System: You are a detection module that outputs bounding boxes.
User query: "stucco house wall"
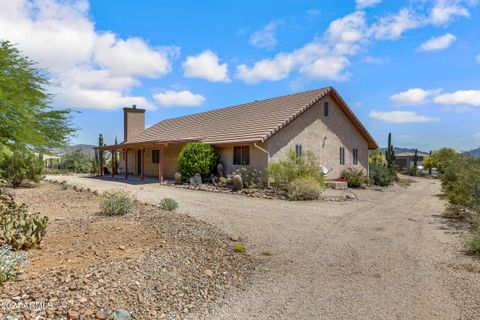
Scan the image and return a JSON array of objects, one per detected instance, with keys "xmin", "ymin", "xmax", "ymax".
[
  {"xmin": 215, "ymin": 143, "xmax": 268, "ymax": 176},
  {"xmin": 266, "ymin": 95, "xmax": 369, "ymax": 178}
]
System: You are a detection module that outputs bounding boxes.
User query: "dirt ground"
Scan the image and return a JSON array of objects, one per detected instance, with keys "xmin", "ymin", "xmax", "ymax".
[
  {"xmin": 45, "ymin": 174, "xmax": 480, "ymax": 320},
  {"xmin": 0, "ymin": 183, "xmax": 255, "ymax": 319}
]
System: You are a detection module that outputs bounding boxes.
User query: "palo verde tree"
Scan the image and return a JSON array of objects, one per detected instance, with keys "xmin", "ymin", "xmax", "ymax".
[
  {"xmin": 385, "ymin": 132, "xmax": 395, "ymax": 168},
  {"xmin": 0, "ymin": 41, "xmax": 74, "ymax": 154}
]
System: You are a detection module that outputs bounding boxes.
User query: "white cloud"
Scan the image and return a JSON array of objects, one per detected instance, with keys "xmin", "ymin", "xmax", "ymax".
[
  {"xmin": 249, "ymin": 20, "xmax": 284, "ymax": 51},
  {"xmin": 434, "ymin": 90, "xmax": 480, "ymax": 106},
  {"xmin": 389, "ymin": 88, "xmax": 441, "ymax": 105},
  {"xmin": 236, "ymin": 11, "xmax": 367, "ymax": 83},
  {"xmin": 182, "ymin": 50, "xmax": 229, "ymax": 82},
  {"xmin": 369, "ymin": 110, "xmax": 439, "ymax": 123},
  {"xmin": 418, "ymin": 33, "xmax": 456, "ymax": 51},
  {"xmin": 356, "ymin": 0, "xmax": 381, "ymax": 9},
  {"xmin": 153, "ymin": 90, "xmax": 206, "ymax": 107},
  {"xmin": 370, "ymin": 8, "xmax": 422, "ymax": 40},
  {"xmin": 429, "ymin": 0, "xmax": 470, "ymax": 26},
  {"xmin": 0, "ymin": 0, "xmax": 176, "ymax": 110}
]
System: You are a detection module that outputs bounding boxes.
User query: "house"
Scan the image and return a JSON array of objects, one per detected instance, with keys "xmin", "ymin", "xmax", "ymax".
[
  {"xmin": 394, "ymin": 151, "xmax": 429, "ymax": 169},
  {"xmin": 97, "ymin": 87, "xmax": 378, "ymax": 182}
]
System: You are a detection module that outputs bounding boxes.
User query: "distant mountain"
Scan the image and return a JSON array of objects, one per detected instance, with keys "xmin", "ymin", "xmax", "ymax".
[
  {"xmin": 379, "ymin": 147, "xmax": 429, "ymax": 156},
  {"xmin": 63, "ymin": 144, "xmax": 96, "ymax": 157},
  {"xmin": 464, "ymin": 147, "xmax": 480, "ymax": 158}
]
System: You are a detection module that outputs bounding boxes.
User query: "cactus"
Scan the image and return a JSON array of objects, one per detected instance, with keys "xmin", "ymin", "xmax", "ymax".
[
  {"xmin": 174, "ymin": 172, "xmax": 182, "ymax": 184},
  {"xmin": 411, "ymin": 148, "xmax": 419, "ymax": 176},
  {"xmin": 385, "ymin": 132, "xmax": 395, "ymax": 168},
  {"xmin": 232, "ymin": 174, "xmax": 243, "ymax": 191},
  {"xmin": 0, "ymin": 195, "xmax": 48, "ymax": 250}
]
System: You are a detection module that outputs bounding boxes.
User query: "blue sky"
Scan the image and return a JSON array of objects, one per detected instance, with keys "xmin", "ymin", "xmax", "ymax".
[{"xmin": 1, "ymin": 0, "xmax": 480, "ymax": 151}]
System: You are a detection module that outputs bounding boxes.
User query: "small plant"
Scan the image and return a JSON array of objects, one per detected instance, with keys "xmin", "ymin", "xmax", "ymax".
[
  {"xmin": 100, "ymin": 190, "xmax": 133, "ymax": 216},
  {"xmin": 0, "ymin": 148, "xmax": 43, "ymax": 188},
  {"xmin": 233, "ymin": 242, "xmax": 246, "ymax": 253},
  {"xmin": 159, "ymin": 198, "xmax": 178, "ymax": 211},
  {"xmin": 261, "ymin": 251, "xmax": 273, "ymax": 256},
  {"xmin": 60, "ymin": 181, "xmax": 72, "ymax": 190},
  {"xmin": 340, "ymin": 167, "xmax": 366, "ymax": 188},
  {"xmin": 0, "ymin": 195, "xmax": 48, "ymax": 250},
  {"xmin": 0, "ymin": 245, "xmax": 28, "ymax": 286},
  {"xmin": 369, "ymin": 163, "xmax": 396, "ymax": 186},
  {"xmin": 466, "ymin": 225, "xmax": 480, "ymax": 254},
  {"xmin": 230, "ymin": 167, "xmax": 263, "ymax": 189},
  {"xmin": 287, "ymin": 176, "xmax": 323, "ymax": 200}
]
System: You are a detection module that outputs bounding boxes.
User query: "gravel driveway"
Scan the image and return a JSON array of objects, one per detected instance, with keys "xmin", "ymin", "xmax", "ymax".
[{"xmin": 46, "ymin": 175, "xmax": 480, "ymax": 320}]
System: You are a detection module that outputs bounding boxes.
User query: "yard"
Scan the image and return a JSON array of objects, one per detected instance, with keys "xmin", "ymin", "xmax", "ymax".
[{"xmin": 2, "ymin": 176, "xmax": 480, "ymax": 319}]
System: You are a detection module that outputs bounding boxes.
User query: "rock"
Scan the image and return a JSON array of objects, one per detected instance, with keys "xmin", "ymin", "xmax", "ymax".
[
  {"xmin": 229, "ymin": 234, "xmax": 240, "ymax": 242},
  {"xmin": 1, "ymin": 187, "xmax": 16, "ymax": 199},
  {"xmin": 189, "ymin": 173, "xmax": 202, "ymax": 186},
  {"xmin": 118, "ymin": 246, "xmax": 126, "ymax": 250},
  {"xmin": 232, "ymin": 175, "xmax": 243, "ymax": 191},
  {"xmin": 96, "ymin": 311, "xmax": 108, "ymax": 319},
  {"xmin": 216, "ymin": 162, "xmax": 225, "ymax": 178},
  {"xmin": 174, "ymin": 172, "xmax": 182, "ymax": 184},
  {"xmin": 84, "ymin": 309, "xmax": 93, "ymax": 317},
  {"xmin": 346, "ymin": 193, "xmax": 356, "ymax": 200},
  {"xmin": 204, "ymin": 269, "xmax": 214, "ymax": 277},
  {"xmin": 111, "ymin": 309, "xmax": 131, "ymax": 320},
  {"xmin": 67, "ymin": 310, "xmax": 79, "ymax": 319}
]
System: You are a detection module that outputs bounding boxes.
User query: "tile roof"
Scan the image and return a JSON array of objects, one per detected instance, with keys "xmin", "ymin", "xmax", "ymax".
[{"xmin": 126, "ymin": 87, "xmax": 378, "ymax": 149}]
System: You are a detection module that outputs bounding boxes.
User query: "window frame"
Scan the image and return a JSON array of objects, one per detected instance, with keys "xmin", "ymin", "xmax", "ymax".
[
  {"xmin": 152, "ymin": 149, "xmax": 160, "ymax": 164},
  {"xmin": 340, "ymin": 147, "xmax": 345, "ymax": 165},
  {"xmin": 353, "ymin": 148, "xmax": 358, "ymax": 165},
  {"xmin": 233, "ymin": 146, "xmax": 250, "ymax": 165},
  {"xmin": 295, "ymin": 144, "xmax": 303, "ymax": 157},
  {"xmin": 323, "ymin": 101, "xmax": 329, "ymax": 117}
]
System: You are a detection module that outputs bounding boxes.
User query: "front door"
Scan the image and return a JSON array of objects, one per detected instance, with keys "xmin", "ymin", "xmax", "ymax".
[{"xmin": 136, "ymin": 150, "xmax": 141, "ymax": 175}]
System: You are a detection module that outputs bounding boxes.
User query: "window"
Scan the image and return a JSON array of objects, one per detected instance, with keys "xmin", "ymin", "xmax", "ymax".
[
  {"xmin": 353, "ymin": 148, "xmax": 358, "ymax": 165},
  {"xmin": 339, "ymin": 147, "xmax": 345, "ymax": 165},
  {"xmin": 233, "ymin": 146, "xmax": 250, "ymax": 165},
  {"xmin": 295, "ymin": 144, "xmax": 302, "ymax": 157},
  {"xmin": 323, "ymin": 101, "xmax": 329, "ymax": 117},
  {"xmin": 152, "ymin": 150, "xmax": 159, "ymax": 164}
]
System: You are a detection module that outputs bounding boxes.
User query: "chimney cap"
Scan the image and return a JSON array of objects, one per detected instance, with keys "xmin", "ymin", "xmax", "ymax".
[{"xmin": 132, "ymin": 104, "xmax": 137, "ymax": 109}]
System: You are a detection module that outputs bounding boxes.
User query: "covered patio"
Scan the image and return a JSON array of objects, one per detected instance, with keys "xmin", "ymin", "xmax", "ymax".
[{"xmin": 96, "ymin": 141, "xmax": 167, "ymax": 183}]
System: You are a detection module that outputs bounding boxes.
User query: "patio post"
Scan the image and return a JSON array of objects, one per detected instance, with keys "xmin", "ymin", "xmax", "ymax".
[
  {"xmin": 111, "ymin": 149, "xmax": 115, "ymax": 177},
  {"xmin": 141, "ymin": 148, "xmax": 145, "ymax": 181},
  {"xmin": 158, "ymin": 146, "xmax": 164, "ymax": 183},
  {"xmin": 124, "ymin": 149, "xmax": 128, "ymax": 180},
  {"xmin": 99, "ymin": 150, "xmax": 103, "ymax": 176}
]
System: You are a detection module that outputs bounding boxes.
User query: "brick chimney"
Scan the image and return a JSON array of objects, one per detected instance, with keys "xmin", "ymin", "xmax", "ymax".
[{"xmin": 123, "ymin": 104, "xmax": 145, "ymax": 142}]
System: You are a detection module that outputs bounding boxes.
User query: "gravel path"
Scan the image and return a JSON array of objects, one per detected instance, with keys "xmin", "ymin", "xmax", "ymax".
[{"xmin": 47, "ymin": 175, "xmax": 480, "ymax": 320}]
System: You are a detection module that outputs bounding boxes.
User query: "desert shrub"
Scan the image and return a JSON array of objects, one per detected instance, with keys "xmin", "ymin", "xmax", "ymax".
[
  {"xmin": 59, "ymin": 150, "xmax": 93, "ymax": 174},
  {"xmin": 60, "ymin": 181, "xmax": 72, "ymax": 190},
  {"xmin": 178, "ymin": 143, "xmax": 219, "ymax": 180},
  {"xmin": 268, "ymin": 149, "xmax": 324, "ymax": 189},
  {"xmin": 100, "ymin": 190, "xmax": 133, "ymax": 216},
  {"xmin": 159, "ymin": 198, "xmax": 178, "ymax": 211},
  {"xmin": 230, "ymin": 167, "xmax": 263, "ymax": 189},
  {"xmin": 441, "ymin": 155, "xmax": 480, "ymax": 216},
  {"xmin": 0, "ymin": 148, "xmax": 43, "ymax": 188},
  {"xmin": 0, "ymin": 245, "xmax": 27, "ymax": 285},
  {"xmin": 287, "ymin": 176, "xmax": 323, "ymax": 200},
  {"xmin": 233, "ymin": 242, "xmax": 246, "ymax": 253},
  {"xmin": 0, "ymin": 195, "xmax": 48, "ymax": 250},
  {"xmin": 430, "ymin": 148, "xmax": 460, "ymax": 174},
  {"xmin": 466, "ymin": 225, "xmax": 480, "ymax": 254},
  {"xmin": 341, "ymin": 167, "xmax": 366, "ymax": 188},
  {"xmin": 369, "ymin": 163, "xmax": 395, "ymax": 186}
]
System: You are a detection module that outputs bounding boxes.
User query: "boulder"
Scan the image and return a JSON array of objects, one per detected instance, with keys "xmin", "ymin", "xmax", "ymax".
[
  {"xmin": 232, "ymin": 175, "xmax": 243, "ymax": 191},
  {"xmin": 189, "ymin": 173, "xmax": 202, "ymax": 186},
  {"xmin": 111, "ymin": 309, "xmax": 131, "ymax": 320},
  {"xmin": 174, "ymin": 172, "xmax": 182, "ymax": 184}
]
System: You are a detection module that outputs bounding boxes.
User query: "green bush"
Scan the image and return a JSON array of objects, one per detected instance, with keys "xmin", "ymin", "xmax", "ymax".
[
  {"xmin": 100, "ymin": 190, "xmax": 133, "ymax": 216},
  {"xmin": 0, "ymin": 194, "xmax": 48, "ymax": 250},
  {"xmin": 178, "ymin": 143, "xmax": 219, "ymax": 180},
  {"xmin": 0, "ymin": 148, "xmax": 43, "ymax": 188},
  {"xmin": 466, "ymin": 225, "xmax": 480, "ymax": 254},
  {"xmin": 341, "ymin": 167, "xmax": 366, "ymax": 188},
  {"xmin": 233, "ymin": 242, "xmax": 246, "ymax": 253},
  {"xmin": 369, "ymin": 163, "xmax": 395, "ymax": 186},
  {"xmin": 230, "ymin": 167, "xmax": 263, "ymax": 189},
  {"xmin": 59, "ymin": 150, "xmax": 94, "ymax": 174},
  {"xmin": 287, "ymin": 176, "xmax": 323, "ymax": 200},
  {"xmin": 159, "ymin": 198, "xmax": 178, "ymax": 211},
  {"xmin": 0, "ymin": 245, "xmax": 27, "ymax": 286},
  {"xmin": 268, "ymin": 149, "xmax": 324, "ymax": 189}
]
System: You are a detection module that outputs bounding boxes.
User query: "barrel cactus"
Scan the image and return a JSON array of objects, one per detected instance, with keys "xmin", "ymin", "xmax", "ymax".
[
  {"xmin": 232, "ymin": 174, "xmax": 243, "ymax": 191},
  {"xmin": 174, "ymin": 172, "xmax": 182, "ymax": 184}
]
